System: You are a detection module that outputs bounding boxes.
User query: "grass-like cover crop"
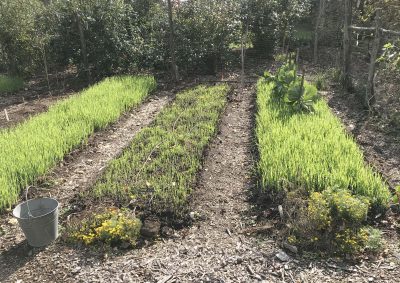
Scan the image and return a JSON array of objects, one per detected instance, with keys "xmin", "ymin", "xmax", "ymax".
[
  {"xmin": 256, "ymin": 64, "xmax": 391, "ymax": 253},
  {"xmin": 0, "ymin": 76, "xmax": 155, "ymax": 210},
  {"xmin": 256, "ymin": 80, "xmax": 390, "ymax": 207},
  {"xmin": 0, "ymin": 75, "xmax": 24, "ymax": 93},
  {"xmin": 92, "ymin": 85, "xmax": 228, "ymax": 217}
]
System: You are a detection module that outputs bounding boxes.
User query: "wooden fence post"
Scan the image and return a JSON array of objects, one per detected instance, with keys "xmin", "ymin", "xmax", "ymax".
[
  {"xmin": 365, "ymin": 9, "xmax": 382, "ymax": 109},
  {"xmin": 343, "ymin": 0, "xmax": 352, "ymax": 90}
]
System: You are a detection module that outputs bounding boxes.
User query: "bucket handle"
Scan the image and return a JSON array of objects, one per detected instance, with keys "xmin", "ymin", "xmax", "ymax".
[{"xmin": 25, "ymin": 186, "xmax": 34, "ymax": 218}]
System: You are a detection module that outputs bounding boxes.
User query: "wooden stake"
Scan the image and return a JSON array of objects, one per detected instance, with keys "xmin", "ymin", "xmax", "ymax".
[
  {"xmin": 4, "ymin": 109, "xmax": 9, "ymax": 122},
  {"xmin": 300, "ymin": 68, "xmax": 305, "ymax": 96}
]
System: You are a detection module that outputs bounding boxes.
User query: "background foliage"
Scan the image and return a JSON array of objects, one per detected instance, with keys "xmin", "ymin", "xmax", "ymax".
[{"xmin": 0, "ymin": 0, "xmax": 313, "ymax": 79}]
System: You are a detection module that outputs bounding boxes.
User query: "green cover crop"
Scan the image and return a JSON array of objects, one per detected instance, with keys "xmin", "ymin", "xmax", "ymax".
[
  {"xmin": 256, "ymin": 67, "xmax": 391, "ymax": 253},
  {"xmin": 93, "ymin": 85, "xmax": 228, "ymax": 216},
  {"xmin": 256, "ymin": 78, "xmax": 390, "ymax": 208},
  {"xmin": 0, "ymin": 76, "xmax": 155, "ymax": 210}
]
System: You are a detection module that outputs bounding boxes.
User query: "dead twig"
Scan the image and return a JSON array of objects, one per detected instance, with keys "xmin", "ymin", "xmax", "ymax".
[
  {"xmin": 157, "ymin": 275, "xmax": 173, "ymax": 283},
  {"xmin": 326, "ymin": 263, "xmax": 353, "ymax": 272},
  {"xmin": 241, "ymin": 223, "xmax": 274, "ymax": 235}
]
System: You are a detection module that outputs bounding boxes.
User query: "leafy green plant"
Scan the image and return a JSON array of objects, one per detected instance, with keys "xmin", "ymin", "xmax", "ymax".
[
  {"xmin": 92, "ymin": 85, "xmax": 228, "ymax": 217},
  {"xmin": 0, "ymin": 75, "xmax": 24, "ymax": 93},
  {"xmin": 264, "ymin": 61, "xmax": 297, "ymax": 99},
  {"xmin": 378, "ymin": 42, "xmax": 400, "ymax": 71},
  {"xmin": 0, "ymin": 76, "xmax": 155, "ymax": 211},
  {"xmin": 68, "ymin": 208, "xmax": 142, "ymax": 247},
  {"xmin": 264, "ymin": 62, "xmax": 318, "ymax": 113},
  {"xmin": 285, "ymin": 79, "xmax": 317, "ymax": 113}
]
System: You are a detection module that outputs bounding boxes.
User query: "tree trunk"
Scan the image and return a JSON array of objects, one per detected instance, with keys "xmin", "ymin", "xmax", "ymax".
[
  {"xmin": 342, "ymin": 0, "xmax": 353, "ymax": 90},
  {"xmin": 314, "ymin": 0, "xmax": 326, "ymax": 64},
  {"xmin": 365, "ymin": 9, "xmax": 382, "ymax": 109},
  {"xmin": 76, "ymin": 14, "xmax": 91, "ymax": 84},
  {"xmin": 41, "ymin": 45, "xmax": 51, "ymax": 94},
  {"xmin": 167, "ymin": 0, "xmax": 179, "ymax": 81}
]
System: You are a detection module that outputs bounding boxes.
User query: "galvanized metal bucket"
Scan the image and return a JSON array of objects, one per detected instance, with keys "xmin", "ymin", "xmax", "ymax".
[{"xmin": 13, "ymin": 198, "xmax": 59, "ymax": 247}]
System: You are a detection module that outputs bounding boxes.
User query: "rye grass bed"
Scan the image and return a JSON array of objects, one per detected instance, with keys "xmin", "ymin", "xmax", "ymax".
[
  {"xmin": 92, "ymin": 84, "xmax": 229, "ymax": 218},
  {"xmin": 256, "ymin": 64, "xmax": 391, "ymax": 253},
  {"xmin": 0, "ymin": 75, "xmax": 155, "ymax": 211}
]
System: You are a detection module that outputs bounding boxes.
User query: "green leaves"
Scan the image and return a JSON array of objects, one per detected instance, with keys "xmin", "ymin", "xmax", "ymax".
[
  {"xmin": 266, "ymin": 62, "xmax": 318, "ymax": 113},
  {"xmin": 379, "ymin": 41, "xmax": 400, "ymax": 71}
]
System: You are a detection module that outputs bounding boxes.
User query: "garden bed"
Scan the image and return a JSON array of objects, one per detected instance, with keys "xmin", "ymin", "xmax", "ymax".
[
  {"xmin": 0, "ymin": 76, "xmax": 155, "ymax": 211},
  {"xmin": 90, "ymin": 84, "xmax": 229, "ymax": 218},
  {"xmin": 66, "ymin": 84, "xmax": 228, "ymax": 247},
  {"xmin": 256, "ymin": 63, "xmax": 391, "ymax": 253}
]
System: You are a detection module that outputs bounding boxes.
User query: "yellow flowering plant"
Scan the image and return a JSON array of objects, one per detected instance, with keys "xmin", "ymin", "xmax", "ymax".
[{"xmin": 69, "ymin": 208, "xmax": 142, "ymax": 247}]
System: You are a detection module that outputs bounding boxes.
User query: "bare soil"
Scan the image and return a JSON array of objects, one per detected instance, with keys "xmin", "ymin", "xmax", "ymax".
[
  {"xmin": 0, "ymin": 95, "xmax": 70, "ymax": 129},
  {"xmin": 0, "ymin": 68, "xmax": 92, "ymax": 129}
]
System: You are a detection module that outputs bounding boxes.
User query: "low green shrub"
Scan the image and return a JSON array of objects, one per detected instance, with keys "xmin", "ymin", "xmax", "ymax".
[
  {"xmin": 0, "ymin": 75, "xmax": 24, "ymax": 93},
  {"xmin": 363, "ymin": 227, "xmax": 384, "ymax": 253},
  {"xmin": 307, "ymin": 191, "xmax": 332, "ymax": 230},
  {"xmin": 333, "ymin": 228, "xmax": 369, "ymax": 254},
  {"xmin": 330, "ymin": 226, "xmax": 382, "ymax": 254},
  {"xmin": 92, "ymin": 85, "xmax": 228, "ymax": 217},
  {"xmin": 326, "ymin": 67, "xmax": 342, "ymax": 83},
  {"xmin": 0, "ymin": 76, "xmax": 155, "ymax": 210},
  {"xmin": 314, "ymin": 73, "xmax": 328, "ymax": 91}
]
